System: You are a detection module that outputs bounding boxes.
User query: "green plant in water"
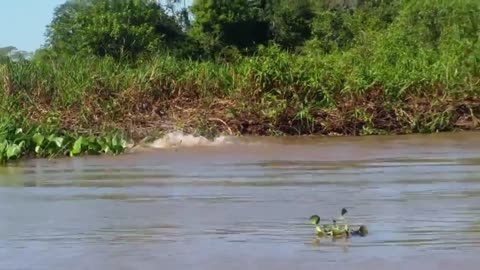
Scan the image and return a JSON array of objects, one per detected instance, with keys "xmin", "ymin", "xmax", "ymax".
[
  {"xmin": 0, "ymin": 140, "xmax": 25, "ymax": 162},
  {"xmin": 0, "ymin": 121, "xmax": 129, "ymax": 163},
  {"xmin": 309, "ymin": 208, "xmax": 369, "ymax": 239}
]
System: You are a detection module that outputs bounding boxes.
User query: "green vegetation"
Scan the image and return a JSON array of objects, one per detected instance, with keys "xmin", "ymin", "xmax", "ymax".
[
  {"xmin": 0, "ymin": 116, "xmax": 127, "ymax": 163},
  {"xmin": 0, "ymin": 46, "xmax": 32, "ymax": 61},
  {"xmin": 309, "ymin": 208, "xmax": 368, "ymax": 238},
  {"xmin": 1, "ymin": 0, "xmax": 480, "ymax": 162},
  {"xmin": 45, "ymin": 0, "xmax": 186, "ymax": 60}
]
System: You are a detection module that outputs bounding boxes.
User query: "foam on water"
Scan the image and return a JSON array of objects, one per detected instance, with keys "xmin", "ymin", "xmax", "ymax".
[{"xmin": 145, "ymin": 131, "xmax": 232, "ymax": 149}]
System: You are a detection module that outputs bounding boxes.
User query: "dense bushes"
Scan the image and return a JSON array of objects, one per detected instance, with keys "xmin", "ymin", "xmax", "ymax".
[{"xmin": 45, "ymin": 0, "xmax": 185, "ymax": 60}]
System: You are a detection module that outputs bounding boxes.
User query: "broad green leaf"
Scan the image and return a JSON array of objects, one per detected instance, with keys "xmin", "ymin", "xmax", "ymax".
[
  {"xmin": 97, "ymin": 137, "xmax": 106, "ymax": 148},
  {"xmin": 47, "ymin": 134, "xmax": 56, "ymax": 142},
  {"xmin": 71, "ymin": 137, "xmax": 84, "ymax": 155},
  {"xmin": 18, "ymin": 141, "xmax": 25, "ymax": 148},
  {"xmin": 32, "ymin": 133, "xmax": 45, "ymax": 146},
  {"xmin": 6, "ymin": 145, "xmax": 21, "ymax": 159},
  {"xmin": 112, "ymin": 135, "xmax": 120, "ymax": 147},
  {"xmin": 53, "ymin": 136, "xmax": 64, "ymax": 148},
  {"xmin": 88, "ymin": 135, "xmax": 96, "ymax": 142}
]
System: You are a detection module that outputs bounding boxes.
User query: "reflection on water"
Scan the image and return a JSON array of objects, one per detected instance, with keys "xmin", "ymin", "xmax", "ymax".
[{"xmin": 1, "ymin": 132, "xmax": 480, "ymax": 270}]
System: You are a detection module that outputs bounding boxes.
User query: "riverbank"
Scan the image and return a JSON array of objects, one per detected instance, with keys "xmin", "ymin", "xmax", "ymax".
[
  {"xmin": 3, "ymin": 52, "xmax": 480, "ymax": 138},
  {"xmin": 2, "ymin": 0, "xmax": 480, "ymax": 161},
  {"xmin": 1, "ymin": 46, "xmax": 480, "ymax": 162}
]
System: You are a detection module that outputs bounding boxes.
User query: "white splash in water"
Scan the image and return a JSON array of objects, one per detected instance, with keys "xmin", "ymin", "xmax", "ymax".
[{"xmin": 147, "ymin": 131, "xmax": 231, "ymax": 149}]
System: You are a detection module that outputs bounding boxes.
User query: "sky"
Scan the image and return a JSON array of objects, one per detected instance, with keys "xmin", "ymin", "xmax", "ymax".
[
  {"xmin": 0, "ymin": 0, "xmax": 194, "ymax": 53},
  {"xmin": 0, "ymin": 0, "xmax": 67, "ymax": 52}
]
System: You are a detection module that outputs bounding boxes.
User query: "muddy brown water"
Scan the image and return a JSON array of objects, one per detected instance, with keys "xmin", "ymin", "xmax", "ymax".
[{"xmin": 1, "ymin": 132, "xmax": 480, "ymax": 270}]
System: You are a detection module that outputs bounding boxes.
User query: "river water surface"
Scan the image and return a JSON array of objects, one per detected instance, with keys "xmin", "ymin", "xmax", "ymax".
[{"xmin": 1, "ymin": 132, "xmax": 480, "ymax": 270}]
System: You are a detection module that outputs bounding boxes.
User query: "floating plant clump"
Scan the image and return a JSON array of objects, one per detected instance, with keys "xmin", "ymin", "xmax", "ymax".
[{"xmin": 309, "ymin": 208, "xmax": 368, "ymax": 238}]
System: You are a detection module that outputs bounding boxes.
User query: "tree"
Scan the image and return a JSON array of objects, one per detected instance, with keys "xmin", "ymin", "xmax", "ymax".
[
  {"xmin": 268, "ymin": 0, "xmax": 315, "ymax": 50},
  {"xmin": 45, "ymin": 0, "xmax": 185, "ymax": 60},
  {"xmin": 0, "ymin": 46, "xmax": 17, "ymax": 59},
  {"xmin": 188, "ymin": 0, "xmax": 270, "ymax": 55},
  {"xmin": 308, "ymin": 0, "xmax": 401, "ymax": 53},
  {"xmin": 0, "ymin": 46, "xmax": 32, "ymax": 61},
  {"xmin": 159, "ymin": 0, "xmax": 192, "ymax": 30}
]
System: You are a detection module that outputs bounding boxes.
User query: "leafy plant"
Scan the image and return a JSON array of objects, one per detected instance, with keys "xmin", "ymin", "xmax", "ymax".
[
  {"xmin": 45, "ymin": 0, "xmax": 184, "ymax": 60},
  {"xmin": 0, "ymin": 121, "xmax": 128, "ymax": 163}
]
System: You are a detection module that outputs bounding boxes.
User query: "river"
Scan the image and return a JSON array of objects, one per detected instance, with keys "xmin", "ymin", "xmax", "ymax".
[{"xmin": 1, "ymin": 132, "xmax": 480, "ymax": 270}]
